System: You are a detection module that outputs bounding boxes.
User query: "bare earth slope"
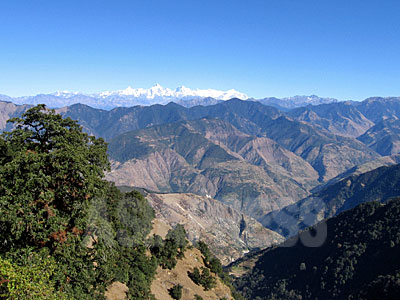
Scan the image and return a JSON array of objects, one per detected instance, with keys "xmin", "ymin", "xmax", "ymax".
[{"xmin": 151, "ymin": 247, "xmax": 233, "ymax": 300}]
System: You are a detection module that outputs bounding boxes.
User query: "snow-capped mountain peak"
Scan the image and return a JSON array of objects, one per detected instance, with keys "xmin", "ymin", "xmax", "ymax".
[
  {"xmin": 96, "ymin": 84, "xmax": 247, "ymax": 101},
  {"xmin": 8, "ymin": 85, "xmax": 249, "ymax": 110},
  {"xmin": 52, "ymin": 91, "xmax": 81, "ymax": 98}
]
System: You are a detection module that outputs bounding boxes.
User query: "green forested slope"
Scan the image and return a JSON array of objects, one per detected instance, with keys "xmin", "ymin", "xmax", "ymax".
[{"xmin": 233, "ymin": 198, "xmax": 400, "ymax": 300}]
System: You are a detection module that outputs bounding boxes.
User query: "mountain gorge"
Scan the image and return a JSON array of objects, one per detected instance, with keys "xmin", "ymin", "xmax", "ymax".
[{"xmin": 146, "ymin": 192, "xmax": 283, "ymax": 265}]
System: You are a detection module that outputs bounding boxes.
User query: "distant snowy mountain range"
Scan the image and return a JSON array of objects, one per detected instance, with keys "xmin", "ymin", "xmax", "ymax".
[
  {"xmin": 0, "ymin": 84, "xmax": 338, "ymax": 110},
  {"xmin": 258, "ymin": 95, "xmax": 339, "ymax": 110}
]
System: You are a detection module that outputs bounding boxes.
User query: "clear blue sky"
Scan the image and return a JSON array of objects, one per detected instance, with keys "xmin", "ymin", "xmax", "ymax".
[{"xmin": 1, "ymin": 0, "xmax": 400, "ymax": 100}]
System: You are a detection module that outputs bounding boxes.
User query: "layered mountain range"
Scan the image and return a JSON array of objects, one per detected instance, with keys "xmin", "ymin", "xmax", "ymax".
[
  {"xmin": 1, "ymin": 97, "xmax": 400, "ymax": 223},
  {"xmin": 106, "ymin": 118, "xmax": 318, "ymax": 218},
  {"xmin": 3, "ymin": 89, "xmax": 400, "ymax": 300},
  {"xmin": 261, "ymin": 163, "xmax": 400, "ymax": 237},
  {"xmin": 2, "ymin": 93, "xmax": 400, "ymax": 300}
]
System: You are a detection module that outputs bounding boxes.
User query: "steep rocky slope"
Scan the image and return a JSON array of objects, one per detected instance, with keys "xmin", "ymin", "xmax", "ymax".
[
  {"xmin": 261, "ymin": 115, "xmax": 379, "ymax": 181},
  {"xmin": 354, "ymin": 97, "xmax": 400, "ymax": 123},
  {"xmin": 55, "ymin": 99, "xmax": 393, "ymax": 182},
  {"xmin": 0, "ymin": 101, "xmax": 30, "ymax": 131},
  {"xmin": 106, "ymin": 119, "xmax": 317, "ymax": 218},
  {"xmin": 313, "ymin": 154, "xmax": 400, "ymax": 192},
  {"xmin": 357, "ymin": 119, "xmax": 400, "ymax": 155},
  {"xmin": 147, "ymin": 193, "xmax": 283, "ymax": 265},
  {"xmin": 289, "ymin": 101, "xmax": 374, "ymax": 137},
  {"xmin": 261, "ymin": 163, "xmax": 400, "ymax": 237}
]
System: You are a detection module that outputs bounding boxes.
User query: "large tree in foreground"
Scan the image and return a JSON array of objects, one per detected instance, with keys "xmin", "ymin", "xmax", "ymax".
[
  {"xmin": 0, "ymin": 104, "xmax": 110, "ymax": 252},
  {"xmin": 0, "ymin": 105, "xmax": 160, "ymax": 300}
]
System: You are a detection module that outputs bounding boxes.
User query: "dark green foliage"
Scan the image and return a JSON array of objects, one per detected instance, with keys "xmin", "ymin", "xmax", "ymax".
[
  {"xmin": 169, "ymin": 284, "xmax": 183, "ymax": 300},
  {"xmin": 166, "ymin": 224, "xmax": 188, "ymax": 250},
  {"xmin": 352, "ymin": 271, "xmax": 400, "ymax": 300},
  {"xmin": 84, "ymin": 186, "xmax": 158, "ymax": 300},
  {"xmin": 0, "ymin": 104, "xmax": 110, "ymax": 252},
  {"xmin": 198, "ymin": 267, "xmax": 216, "ymax": 291},
  {"xmin": 194, "ymin": 295, "xmax": 203, "ymax": 300},
  {"xmin": 113, "ymin": 191, "xmax": 155, "ymax": 246},
  {"xmin": 196, "ymin": 241, "xmax": 212, "ymax": 264},
  {"xmin": 218, "ymin": 272, "xmax": 246, "ymax": 300},
  {"xmin": 208, "ymin": 257, "xmax": 223, "ymax": 275},
  {"xmin": 156, "ymin": 239, "xmax": 179, "ymax": 269},
  {"xmin": 196, "ymin": 240, "xmax": 222, "ymax": 275},
  {"xmin": 195, "ymin": 240, "xmax": 244, "ymax": 299},
  {"xmin": 234, "ymin": 198, "xmax": 400, "ymax": 300},
  {"xmin": 188, "ymin": 267, "xmax": 202, "ymax": 285},
  {"xmin": 0, "ymin": 105, "xmax": 111, "ymax": 299},
  {"xmin": 111, "ymin": 244, "xmax": 157, "ymax": 300},
  {"xmin": 150, "ymin": 224, "xmax": 188, "ymax": 269},
  {"xmin": 188, "ymin": 267, "xmax": 216, "ymax": 291}
]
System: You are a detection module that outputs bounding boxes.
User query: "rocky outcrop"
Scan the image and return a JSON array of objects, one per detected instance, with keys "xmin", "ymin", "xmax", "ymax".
[
  {"xmin": 147, "ymin": 193, "xmax": 284, "ymax": 265},
  {"xmin": 0, "ymin": 101, "xmax": 30, "ymax": 132}
]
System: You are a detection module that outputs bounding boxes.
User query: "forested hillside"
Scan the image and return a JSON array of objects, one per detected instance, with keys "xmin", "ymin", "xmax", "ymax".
[{"xmin": 233, "ymin": 198, "xmax": 400, "ymax": 300}]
